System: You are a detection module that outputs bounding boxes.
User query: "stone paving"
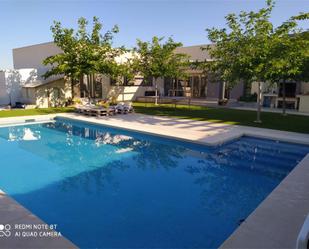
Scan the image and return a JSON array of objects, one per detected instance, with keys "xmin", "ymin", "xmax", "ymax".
[{"xmin": 58, "ymin": 112, "xmax": 309, "ymax": 146}]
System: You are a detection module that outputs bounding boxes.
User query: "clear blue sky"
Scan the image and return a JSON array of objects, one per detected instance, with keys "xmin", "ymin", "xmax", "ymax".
[{"xmin": 0, "ymin": 0, "xmax": 308, "ymax": 69}]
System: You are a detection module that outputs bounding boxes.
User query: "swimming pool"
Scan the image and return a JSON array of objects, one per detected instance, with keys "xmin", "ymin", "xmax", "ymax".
[{"xmin": 0, "ymin": 117, "xmax": 308, "ymax": 248}]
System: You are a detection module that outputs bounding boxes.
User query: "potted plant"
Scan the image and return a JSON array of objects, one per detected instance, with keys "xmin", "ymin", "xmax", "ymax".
[{"xmin": 218, "ymin": 98, "xmax": 228, "ymax": 106}]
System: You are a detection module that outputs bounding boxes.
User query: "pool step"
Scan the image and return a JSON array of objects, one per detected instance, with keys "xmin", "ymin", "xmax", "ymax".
[{"xmin": 223, "ymin": 143, "xmax": 308, "ymax": 163}]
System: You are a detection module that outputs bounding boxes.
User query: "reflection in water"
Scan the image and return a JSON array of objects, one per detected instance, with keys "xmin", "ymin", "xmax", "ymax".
[
  {"xmin": 0, "ymin": 119, "xmax": 308, "ymax": 249},
  {"xmin": 44, "ymin": 121, "xmax": 187, "ymax": 171},
  {"xmin": 0, "ymin": 127, "xmax": 41, "ymax": 141},
  {"xmin": 59, "ymin": 160, "xmax": 129, "ymax": 195},
  {"xmin": 22, "ymin": 128, "xmax": 41, "ymax": 141},
  {"xmin": 42, "ymin": 121, "xmax": 188, "ymax": 193}
]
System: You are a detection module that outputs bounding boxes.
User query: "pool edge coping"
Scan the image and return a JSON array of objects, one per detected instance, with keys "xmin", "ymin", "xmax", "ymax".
[
  {"xmin": 0, "ymin": 113, "xmax": 308, "ymax": 248},
  {"xmin": 0, "ymin": 114, "xmax": 78, "ymax": 248},
  {"xmin": 56, "ymin": 113, "xmax": 309, "ymax": 147},
  {"xmin": 54, "ymin": 114, "xmax": 309, "ymax": 248},
  {"xmin": 0, "ymin": 191, "xmax": 78, "ymax": 248},
  {"xmin": 220, "ymin": 154, "xmax": 309, "ymax": 249},
  {"xmin": 54, "ymin": 114, "xmax": 309, "ymax": 249}
]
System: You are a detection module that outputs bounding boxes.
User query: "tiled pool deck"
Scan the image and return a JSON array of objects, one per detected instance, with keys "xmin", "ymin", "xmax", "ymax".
[{"xmin": 0, "ymin": 112, "xmax": 309, "ymax": 248}]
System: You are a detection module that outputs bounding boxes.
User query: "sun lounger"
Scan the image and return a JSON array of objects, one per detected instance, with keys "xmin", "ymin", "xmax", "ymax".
[
  {"xmin": 75, "ymin": 99, "xmax": 127, "ymax": 117},
  {"xmin": 88, "ymin": 107, "xmax": 108, "ymax": 117},
  {"xmin": 75, "ymin": 103, "xmax": 96, "ymax": 114},
  {"xmin": 113, "ymin": 102, "xmax": 134, "ymax": 114}
]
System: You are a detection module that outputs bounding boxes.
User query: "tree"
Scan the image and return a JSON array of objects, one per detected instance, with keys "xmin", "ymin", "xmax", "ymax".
[
  {"xmin": 299, "ymin": 32, "xmax": 309, "ymax": 82},
  {"xmin": 265, "ymin": 14, "xmax": 309, "ymax": 115},
  {"xmin": 43, "ymin": 17, "xmax": 123, "ymax": 98},
  {"xmin": 133, "ymin": 37, "xmax": 189, "ymax": 105},
  {"xmin": 206, "ymin": 0, "xmax": 275, "ymax": 123},
  {"xmin": 206, "ymin": 0, "xmax": 309, "ymax": 121},
  {"xmin": 43, "ymin": 21, "xmax": 78, "ymax": 98}
]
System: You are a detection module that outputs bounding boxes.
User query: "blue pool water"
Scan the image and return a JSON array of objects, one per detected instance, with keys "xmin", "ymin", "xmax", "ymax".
[{"xmin": 0, "ymin": 118, "xmax": 308, "ymax": 248}]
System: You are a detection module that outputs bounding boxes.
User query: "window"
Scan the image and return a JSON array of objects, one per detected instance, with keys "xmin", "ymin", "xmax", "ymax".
[
  {"xmin": 110, "ymin": 77, "xmax": 117, "ymax": 86},
  {"xmin": 279, "ymin": 82, "xmax": 296, "ymax": 98},
  {"xmin": 123, "ymin": 76, "xmax": 135, "ymax": 86},
  {"xmin": 110, "ymin": 76, "xmax": 134, "ymax": 86},
  {"xmin": 95, "ymin": 81, "xmax": 102, "ymax": 98},
  {"xmin": 53, "ymin": 87, "xmax": 60, "ymax": 99},
  {"xmin": 26, "ymin": 88, "xmax": 30, "ymax": 98},
  {"xmin": 110, "ymin": 76, "xmax": 153, "ymax": 86},
  {"xmin": 141, "ymin": 76, "xmax": 153, "ymax": 86}
]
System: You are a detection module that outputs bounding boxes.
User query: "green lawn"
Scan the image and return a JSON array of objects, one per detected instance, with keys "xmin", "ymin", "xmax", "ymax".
[
  {"xmin": 0, "ymin": 107, "xmax": 74, "ymax": 118},
  {"xmin": 133, "ymin": 102, "xmax": 309, "ymax": 134}
]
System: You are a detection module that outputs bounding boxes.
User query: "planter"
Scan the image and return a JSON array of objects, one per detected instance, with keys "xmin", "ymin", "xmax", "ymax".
[{"xmin": 218, "ymin": 98, "xmax": 228, "ymax": 106}]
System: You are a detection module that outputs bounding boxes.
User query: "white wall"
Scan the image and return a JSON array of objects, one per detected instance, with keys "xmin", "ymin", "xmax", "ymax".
[
  {"xmin": 13, "ymin": 42, "xmax": 62, "ymax": 77},
  {"xmin": 301, "ymin": 83, "xmax": 309, "ymax": 95},
  {"xmin": 0, "ymin": 69, "xmax": 38, "ymax": 106},
  {"xmin": 98, "ymin": 74, "xmax": 163, "ymax": 102},
  {"xmin": 0, "ymin": 71, "xmax": 9, "ymax": 105},
  {"xmin": 251, "ymin": 81, "xmax": 274, "ymax": 94},
  {"xmin": 299, "ymin": 95, "xmax": 309, "ymax": 113}
]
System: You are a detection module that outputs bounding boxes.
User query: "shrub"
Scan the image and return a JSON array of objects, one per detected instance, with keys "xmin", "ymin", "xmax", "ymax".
[{"xmin": 239, "ymin": 93, "xmax": 257, "ymax": 102}]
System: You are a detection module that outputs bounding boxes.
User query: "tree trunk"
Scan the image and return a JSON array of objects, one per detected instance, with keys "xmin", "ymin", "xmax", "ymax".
[
  {"xmin": 122, "ymin": 84, "xmax": 125, "ymax": 102},
  {"xmin": 255, "ymin": 82, "xmax": 262, "ymax": 123},
  {"xmin": 9, "ymin": 94, "xmax": 12, "ymax": 107},
  {"xmin": 47, "ymin": 89, "xmax": 50, "ymax": 108},
  {"xmin": 243, "ymin": 80, "xmax": 251, "ymax": 97},
  {"xmin": 91, "ymin": 74, "xmax": 95, "ymax": 98},
  {"xmin": 221, "ymin": 81, "xmax": 226, "ymax": 100},
  {"xmin": 155, "ymin": 78, "xmax": 158, "ymax": 105},
  {"xmin": 282, "ymin": 80, "xmax": 287, "ymax": 116},
  {"xmin": 71, "ymin": 78, "xmax": 75, "ymax": 99},
  {"xmin": 79, "ymin": 75, "xmax": 84, "ymax": 98},
  {"xmin": 87, "ymin": 75, "xmax": 90, "ymax": 98}
]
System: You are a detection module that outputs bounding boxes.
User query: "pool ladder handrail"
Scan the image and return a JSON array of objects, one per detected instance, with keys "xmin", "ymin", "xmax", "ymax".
[{"xmin": 296, "ymin": 214, "xmax": 309, "ymax": 249}]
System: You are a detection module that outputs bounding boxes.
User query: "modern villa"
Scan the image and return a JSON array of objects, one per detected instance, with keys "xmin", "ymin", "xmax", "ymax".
[
  {"xmin": 10, "ymin": 42, "xmax": 242, "ymax": 105},
  {"xmin": 0, "ymin": 41, "xmax": 306, "ymax": 112}
]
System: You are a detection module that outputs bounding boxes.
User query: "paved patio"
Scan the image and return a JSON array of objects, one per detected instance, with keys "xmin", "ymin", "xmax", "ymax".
[
  {"xmin": 58, "ymin": 112, "xmax": 309, "ymax": 146},
  {"xmin": 0, "ymin": 191, "xmax": 76, "ymax": 248}
]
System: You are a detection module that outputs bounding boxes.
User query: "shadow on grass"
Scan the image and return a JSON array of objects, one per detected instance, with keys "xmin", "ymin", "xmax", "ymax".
[
  {"xmin": 134, "ymin": 104, "xmax": 309, "ymax": 134},
  {"xmin": 0, "ymin": 107, "xmax": 74, "ymax": 118}
]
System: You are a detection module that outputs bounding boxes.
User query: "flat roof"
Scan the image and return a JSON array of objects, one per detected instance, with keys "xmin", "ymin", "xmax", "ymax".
[
  {"xmin": 13, "ymin": 41, "xmax": 55, "ymax": 51},
  {"xmin": 13, "ymin": 42, "xmax": 214, "ymax": 61},
  {"xmin": 22, "ymin": 76, "xmax": 63, "ymax": 88},
  {"xmin": 175, "ymin": 44, "xmax": 214, "ymax": 61}
]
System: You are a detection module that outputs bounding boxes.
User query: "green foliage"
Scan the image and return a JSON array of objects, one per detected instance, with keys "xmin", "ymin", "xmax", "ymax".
[
  {"xmin": 205, "ymin": 0, "xmax": 309, "ymax": 118},
  {"xmin": 206, "ymin": 2, "xmax": 309, "ymax": 86},
  {"xmin": 108, "ymin": 57, "xmax": 138, "ymax": 85},
  {"xmin": 239, "ymin": 93, "xmax": 257, "ymax": 102},
  {"xmin": 205, "ymin": 0, "xmax": 275, "ymax": 86},
  {"xmin": 133, "ymin": 36, "xmax": 189, "ymax": 80},
  {"xmin": 265, "ymin": 13, "xmax": 309, "ymax": 83},
  {"xmin": 43, "ymin": 17, "xmax": 126, "ymax": 97}
]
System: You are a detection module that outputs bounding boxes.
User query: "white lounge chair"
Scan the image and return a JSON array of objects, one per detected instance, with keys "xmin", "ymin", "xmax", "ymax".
[
  {"xmin": 75, "ymin": 102, "xmax": 96, "ymax": 114},
  {"xmin": 114, "ymin": 102, "xmax": 134, "ymax": 114}
]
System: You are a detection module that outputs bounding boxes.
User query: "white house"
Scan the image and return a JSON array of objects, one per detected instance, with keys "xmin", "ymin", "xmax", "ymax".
[
  {"xmin": 11, "ymin": 42, "xmax": 70, "ymax": 108},
  {"xmin": 0, "ymin": 42, "xmax": 67, "ymax": 108},
  {"xmin": 6, "ymin": 42, "xmax": 240, "ymax": 106},
  {"xmin": 1, "ymin": 41, "xmax": 308, "ymax": 112}
]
